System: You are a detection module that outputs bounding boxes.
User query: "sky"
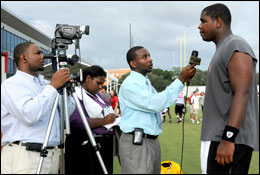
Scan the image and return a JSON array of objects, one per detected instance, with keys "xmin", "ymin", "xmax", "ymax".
[{"xmin": 1, "ymin": 1, "xmax": 259, "ymax": 72}]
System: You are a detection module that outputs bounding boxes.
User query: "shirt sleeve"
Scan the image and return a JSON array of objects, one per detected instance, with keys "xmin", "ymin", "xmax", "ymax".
[
  {"xmin": 58, "ymin": 91, "xmax": 76, "ymax": 118},
  {"xmin": 2, "ymin": 82, "xmax": 58, "ymax": 125},
  {"xmin": 115, "ymin": 96, "xmax": 119, "ymax": 103},
  {"xmin": 120, "ymin": 78, "xmax": 184, "ymax": 113}
]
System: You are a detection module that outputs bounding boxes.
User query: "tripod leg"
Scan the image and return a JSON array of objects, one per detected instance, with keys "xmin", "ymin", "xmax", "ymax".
[
  {"xmin": 63, "ymin": 87, "xmax": 71, "ymax": 135},
  {"xmin": 36, "ymin": 93, "xmax": 60, "ymax": 174},
  {"xmin": 60, "ymin": 87, "xmax": 71, "ymax": 174},
  {"xmin": 59, "ymin": 92, "xmax": 65, "ymax": 174},
  {"xmin": 71, "ymin": 91, "xmax": 108, "ymax": 174}
]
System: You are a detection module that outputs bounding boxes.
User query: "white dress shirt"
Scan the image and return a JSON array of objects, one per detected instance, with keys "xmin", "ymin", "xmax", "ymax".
[{"xmin": 1, "ymin": 70, "xmax": 75, "ymax": 146}]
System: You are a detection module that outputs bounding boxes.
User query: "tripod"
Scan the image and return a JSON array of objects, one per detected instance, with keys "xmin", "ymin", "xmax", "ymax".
[{"xmin": 36, "ymin": 82, "xmax": 108, "ymax": 174}]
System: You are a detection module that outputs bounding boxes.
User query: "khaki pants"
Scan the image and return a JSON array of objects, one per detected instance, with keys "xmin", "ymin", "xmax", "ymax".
[{"xmin": 1, "ymin": 143, "xmax": 59, "ymax": 174}]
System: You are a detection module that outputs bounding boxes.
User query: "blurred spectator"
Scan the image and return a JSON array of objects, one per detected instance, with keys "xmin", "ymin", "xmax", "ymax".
[
  {"xmin": 100, "ymin": 85, "xmax": 112, "ymax": 105},
  {"xmin": 111, "ymin": 89, "xmax": 120, "ymax": 116},
  {"xmin": 162, "ymin": 107, "xmax": 172, "ymax": 123},
  {"xmin": 175, "ymin": 91, "xmax": 186, "ymax": 123},
  {"xmin": 191, "ymin": 89, "xmax": 200, "ymax": 124}
]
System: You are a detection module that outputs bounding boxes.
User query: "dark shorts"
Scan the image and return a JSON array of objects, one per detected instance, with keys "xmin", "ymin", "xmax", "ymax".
[
  {"xmin": 207, "ymin": 141, "xmax": 253, "ymax": 174},
  {"xmin": 175, "ymin": 104, "xmax": 184, "ymax": 116}
]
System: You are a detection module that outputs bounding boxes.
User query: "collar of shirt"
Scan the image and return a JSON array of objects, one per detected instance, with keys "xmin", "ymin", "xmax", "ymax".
[
  {"xmin": 16, "ymin": 70, "xmax": 47, "ymax": 86},
  {"xmin": 130, "ymin": 70, "xmax": 147, "ymax": 81}
]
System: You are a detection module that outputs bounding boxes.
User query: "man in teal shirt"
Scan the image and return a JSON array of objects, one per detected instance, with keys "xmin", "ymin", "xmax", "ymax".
[{"xmin": 118, "ymin": 46, "xmax": 196, "ymax": 174}]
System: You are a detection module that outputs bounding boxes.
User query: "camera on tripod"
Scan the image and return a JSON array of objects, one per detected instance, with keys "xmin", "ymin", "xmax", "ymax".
[
  {"xmin": 54, "ymin": 24, "xmax": 89, "ymax": 45},
  {"xmin": 44, "ymin": 24, "xmax": 89, "ymax": 71}
]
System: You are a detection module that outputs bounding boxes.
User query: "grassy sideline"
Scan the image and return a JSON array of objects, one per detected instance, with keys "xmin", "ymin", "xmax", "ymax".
[{"xmin": 113, "ymin": 104, "xmax": 259, "ymax": 174}]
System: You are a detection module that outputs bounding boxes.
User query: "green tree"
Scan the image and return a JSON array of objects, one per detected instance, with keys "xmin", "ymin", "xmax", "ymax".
[
  {"xmin": 189, "ymin": 69, "xmax": 207, "ymax": 86},
  {"xmin": 171, "ymin": 67, "xmax": 207, "ymax": 86},
  {"xmin": 118, "ymin": 72, "xmax": 130, "ymax": 85},
  {"xmin": 147, "ymin": 72, "xmax": 171, "ymax": 92}
]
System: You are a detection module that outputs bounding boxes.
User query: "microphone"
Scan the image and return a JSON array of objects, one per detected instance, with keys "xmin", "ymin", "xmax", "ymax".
[
  {"xmin": 189, "ymin": 50, "xmax": 201, "ymax": 66},
  {"xmin": 180, "ymin": 50, "xmax": 201, "ymax": 171}
]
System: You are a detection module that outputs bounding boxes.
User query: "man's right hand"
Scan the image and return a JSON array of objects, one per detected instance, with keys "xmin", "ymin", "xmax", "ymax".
[
  {"xmin": 50, "ymin": 69, "xmax": 71, "ymax": 89},
  {"xmin": 178, "ymin": 64, "xmax": 196, "ymax": 84}
]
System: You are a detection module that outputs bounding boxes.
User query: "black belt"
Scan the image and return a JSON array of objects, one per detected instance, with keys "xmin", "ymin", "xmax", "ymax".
[
  {"xmin": 12, "ymin": 141, "xmax": 55, "ymax": 152},
  {"xmin": 127, "ymin": 132, "xmax": 158, "ymax": 139}
]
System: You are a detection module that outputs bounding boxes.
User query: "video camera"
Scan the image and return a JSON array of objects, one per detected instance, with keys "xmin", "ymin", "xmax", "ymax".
[
  {"xmin": 54, "ymin": 24, "xmax": 89, "ymax": 45},
  {"xmin": 44, "ymin": 24, "xmax": 89, "ymax": 71}
]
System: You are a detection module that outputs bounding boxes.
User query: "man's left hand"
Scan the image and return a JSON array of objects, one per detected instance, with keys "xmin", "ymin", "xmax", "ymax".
[{"xmin": 215, "ymin": 140, "xmax": 235, "ymax": 166}]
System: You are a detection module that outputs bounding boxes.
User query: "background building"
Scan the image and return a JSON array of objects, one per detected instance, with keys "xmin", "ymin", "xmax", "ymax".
[
  {"xmin": 1, "ymin": 6, "xmax": 52, "ymax": 83},
  {"xmin": 105, "ymin": 68, "xmax": 130, "ymax": 80},
  {"xmin": 105, "ymin": 68, "xmax": 130, "ymax": 93}
]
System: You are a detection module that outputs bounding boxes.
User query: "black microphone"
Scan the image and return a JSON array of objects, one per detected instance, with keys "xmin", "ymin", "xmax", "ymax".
[{"xmin": 189, "ymin": 50, "xmax": 201, "ymax": 66}]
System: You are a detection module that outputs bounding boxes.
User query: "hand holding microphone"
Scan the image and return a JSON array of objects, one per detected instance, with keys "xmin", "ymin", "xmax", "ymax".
[{"xmin": 178, "ymin": 50, "xmax": 201, "ymax": 84}]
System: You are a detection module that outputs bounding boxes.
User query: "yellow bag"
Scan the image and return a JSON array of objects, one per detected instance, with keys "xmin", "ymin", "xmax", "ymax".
[{"xmin": 161, "ymin": 161, "xmax": 183, "ymax": 174}]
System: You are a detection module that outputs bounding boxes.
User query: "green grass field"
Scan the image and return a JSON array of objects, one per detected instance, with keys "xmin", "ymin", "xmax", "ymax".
[{"xmin": 113, "ymin": 105, "xmax": 259, "ymax": 174}]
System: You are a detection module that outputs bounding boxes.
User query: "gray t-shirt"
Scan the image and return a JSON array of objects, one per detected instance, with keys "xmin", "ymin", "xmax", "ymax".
[{"xmin": 201, "ymin": 34, "xmax": 259, "ymax": 151}]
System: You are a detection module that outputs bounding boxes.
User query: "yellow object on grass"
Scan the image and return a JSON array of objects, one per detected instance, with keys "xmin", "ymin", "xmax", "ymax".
[{"xmin": 161, "ymin": 161, "xmax": 183, "ymax": 174}]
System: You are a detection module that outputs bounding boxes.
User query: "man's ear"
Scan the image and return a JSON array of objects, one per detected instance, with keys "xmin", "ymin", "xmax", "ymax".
[
  {"xmin": 21, "ymin": 54, "xmax": 27, "ymax": 63},
  {"xmin": 130, "ymin": 60, "xmax": 137, "ymax": 69},
  {"xmin": 215, "ymin": 17, "xmax": 223, "ymax": 29}
]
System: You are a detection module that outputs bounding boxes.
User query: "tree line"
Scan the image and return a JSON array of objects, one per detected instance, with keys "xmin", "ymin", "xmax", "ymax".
[{"xmin": 119, "ymin": 67, "xmax": 259, "ymax": 92}]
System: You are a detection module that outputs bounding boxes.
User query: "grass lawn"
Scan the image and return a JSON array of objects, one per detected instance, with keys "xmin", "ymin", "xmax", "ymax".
[{"xmin": 113, "ymin": 104, "xmax": 259, "ymax": 174}]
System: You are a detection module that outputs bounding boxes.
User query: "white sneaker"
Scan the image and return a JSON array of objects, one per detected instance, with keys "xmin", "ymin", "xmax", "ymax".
[
  {"xmin": 196, "ymin": 121, "xmax": 200, "ymax": 124},
  {"xmin": 191, "ymin": 119, "xmax": 195, "ymax": 124}
]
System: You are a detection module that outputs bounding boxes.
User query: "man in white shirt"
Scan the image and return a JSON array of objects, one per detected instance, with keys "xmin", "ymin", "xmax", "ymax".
[
  {"xmin": 1, "ymin": 42, "xmax": 75, "ymax": 174},
  {"xmin": 175, "ymin": 91, "xmax": 186, "ymax": 123},
  {"xmin": 191, "ymin": 90, "xmax": 200, "ymax": 124}
]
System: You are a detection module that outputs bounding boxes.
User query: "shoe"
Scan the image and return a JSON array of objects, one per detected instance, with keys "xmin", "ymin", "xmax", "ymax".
[
  {"xmin": 169, "ymin": 119, "xmax": 172, "ymax": 123},
  {"xmin": 163, "ymin": 120, "xmax": 165, "ymax": 123},
  {"xmin": 196, "ymin": 121, "xmax": 200, "ymax": 124},
  {"xmin": 191, "ymin": 119, "xmax": 195, "ymax": 124}
]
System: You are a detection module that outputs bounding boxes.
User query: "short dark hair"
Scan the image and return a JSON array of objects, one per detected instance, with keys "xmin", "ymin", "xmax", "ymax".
[
  {"xmin": 202, "ymin": 3, "xmax": 231, "ymax": 27},
  {"xmin": 14, "ymin": 41, "xmax": 35, "ymax": 66},
  {"xmin": 126, "ymin": 46, "xmax": 144, "ymax": 69},
  {"xmin": 82, "ymin": 65, "xmax": 107, "ymax": 82}
]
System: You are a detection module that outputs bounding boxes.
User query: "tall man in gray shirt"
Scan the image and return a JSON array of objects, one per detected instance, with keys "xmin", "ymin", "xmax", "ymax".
[{"xmin": 198, "ymin": 3, "xmax": 259, "ymax": 174}]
